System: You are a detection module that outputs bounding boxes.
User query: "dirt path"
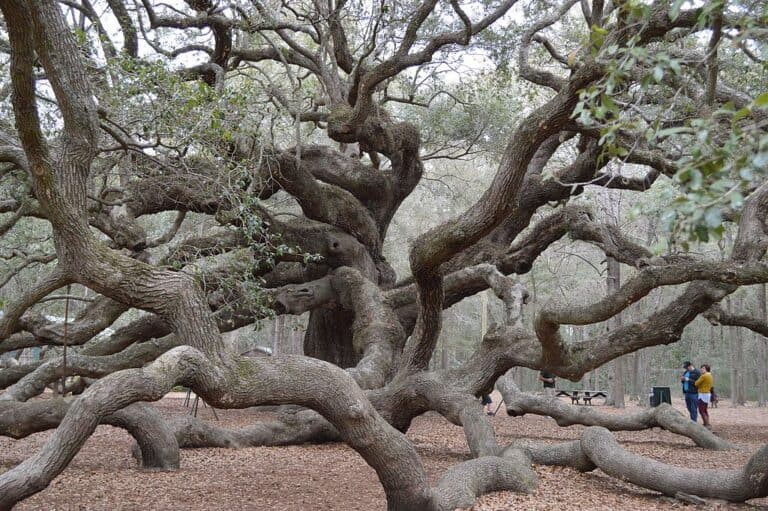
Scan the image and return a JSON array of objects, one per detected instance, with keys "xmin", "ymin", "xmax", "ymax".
[{"xmin": 2, "ymin": 393, "xmax": 768, "ymax": 510}]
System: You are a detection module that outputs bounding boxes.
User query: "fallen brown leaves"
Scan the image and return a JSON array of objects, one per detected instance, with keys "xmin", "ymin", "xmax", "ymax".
[{"xmin": 2, "ymin": 391, "xmax": 767, "ymax": 510}]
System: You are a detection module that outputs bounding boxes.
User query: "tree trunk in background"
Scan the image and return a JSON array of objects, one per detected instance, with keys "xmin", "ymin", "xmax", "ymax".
[
  {"xmin": 524, "ymin": 274, "xmax": 537, "ymax": 393},
  {"xmin": 272, "ymin": 315, "xmax": 285, "ymax": 356},
  {"xmin": 572, "ymin": 327, "xmax": 586, "ymax": 388},
  {"xmin": 628, "ymin": 309, "xmax": 641, "ymax": 402},
  {"xmin": 513, "ymin": 367, "xmax": 524, "ymax": 389},
  {"xmin": 734, "ymin": 323, "xmax": 746, "ymax": 405},
  {"xmin": 607, "ymin": 257, "xmax": 625, "ymax": 408},
  {"xmin": 586, "ymin": 327, "xmax": 599, "ymax": 389},
  {"xmin": 727, "ymin": 297, "xmax": 735, "ymax": 406},
  {"xmin": 758, "ymin": 285, "xmax": 767, "ymax": 407},
  {"xmin": 288, "ymin": 316, "xmax": 305, "ymax": 355},
  {"xmin": 640, "ymin": 349, "xmax": 650, "ymax": 406},
  {"xmin": 728, "ymin": 297, "xmax": 747, "ymax": 406},
  {"xmin": 440, "ymin": 339, "xmax": 449, "ymax": 370},
  {"xmin": 631, "ymin": 350, "xmax": 641, "ymax": 403}
]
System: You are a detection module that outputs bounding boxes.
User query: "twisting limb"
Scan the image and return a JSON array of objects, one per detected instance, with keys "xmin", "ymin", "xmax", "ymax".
[
  {"xmin": 0, "ymin": 400, "xmax": 179, "ymax": 469},
  {"xmin": 0, "ymin": 267, "xmax": 70, "ymax": 340},
  {"xmin": 518, "ymin": 0, "xmax": 578, "ymax": 91},
  {"xmin": 0, "ymin": 347, "xmax": 436, "ymax": 510},
  {"xmin": 330, "ymin": 267, "xmax": 405, "ymax": 389},
  {"xmin": 497, "ymin": 376, "xmax": 734, "ymax": 450},
  {"xmin": 476, "ymin": 264, "xmax": 528, "ymax": 327},
  {"xmin": 579, "ymin": 426, "xmax": 768, "ymax": 501},
  {"xmin": 505, "ymin": 439, "xmax": 596, "ymax": 472},
  {"xmin": 432, "ymin": 453, "xmax": 537, "ymax": 511},
  {"xmin": 1, "ymin": 335, "xmax": 182, "ymax": 401},
  {"xmin": 3, "ymin": 0, "xmax": 767, "ymax": 509},
  {"xmin": 704, "ymin": 304, "xmax": 768, "ymax": 337},
  {"xmin": 0, "ymin": 252, "xmax": 56, "ymax": 289},
  {"xmin": 1, "ymin": 295, "xmax": 128, "ymax": 353},
  {"xmin": 508, "ymin": 425, "xmax": 768, "ymax": 503},
  {"xmin": 168, "ymin": 408, "xmax": 340, "ymax": 448},
  {"xmin": 401, "ymin": 59, "xmax": 602, "ymax": 371}
]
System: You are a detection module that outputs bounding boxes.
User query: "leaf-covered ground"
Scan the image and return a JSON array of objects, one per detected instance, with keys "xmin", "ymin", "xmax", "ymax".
[{"xmin": 2, "ymin": 391, "xmax": 768, "ymax": 510}]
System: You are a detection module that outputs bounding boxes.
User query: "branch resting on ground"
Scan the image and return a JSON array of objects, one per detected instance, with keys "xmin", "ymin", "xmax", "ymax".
[{"xmin": 497, "ymin": 375, "xmax": 734, "ymax": 450}]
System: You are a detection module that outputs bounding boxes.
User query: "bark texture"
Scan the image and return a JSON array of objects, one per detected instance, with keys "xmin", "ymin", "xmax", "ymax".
[
  {"xmin": 1, "ymin": 0, "xmax": 767, "ymax": 509},
  {"xmin": 497, "ymin": 376, "xmax": 734, "ymax": 450}
]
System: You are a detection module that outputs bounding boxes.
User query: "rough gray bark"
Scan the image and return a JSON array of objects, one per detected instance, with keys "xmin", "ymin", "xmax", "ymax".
[
  {"xmin": 0, "ymin": 400, "xmax": 179, "ymax": 468},
  {"xmin": 169, "ymin": 409, "xmax": 340, "ymax": 448},
  {"xmin": 579, "ymin": 427, "xmax": 768, "ymax": 501},
  {"xmin": 497, "ymin": 375, "xmax": 734, "ymax": 450},
  {"xmin": 2, "ymin": 1, "xmax": 768, "ymax": 510}
]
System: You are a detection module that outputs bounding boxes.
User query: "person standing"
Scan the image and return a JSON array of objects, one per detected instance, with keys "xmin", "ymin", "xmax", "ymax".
[
  {"xmin": 481, "ymin": 394, "xmax": 494, "ymax": 416},
  {"xmin": 539, "ymin": 370, "xmax": 556, "ymax": 398},
  {"xmin": 695, "ymin": 364, "xmax": 714, "ymax": 428},
  {"xmin": 681, "ymin": 361, "xmax": 701, "ymax": 422}
]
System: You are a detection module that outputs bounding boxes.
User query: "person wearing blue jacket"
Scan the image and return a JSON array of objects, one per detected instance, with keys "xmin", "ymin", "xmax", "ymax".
[{"xmin": 681, "ymin": 361, "xmax": 701, "ymax": 422}]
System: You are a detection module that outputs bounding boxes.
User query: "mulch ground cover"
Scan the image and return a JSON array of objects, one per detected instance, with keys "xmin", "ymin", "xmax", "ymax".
[{"xmin": 3, "ymin": 391, "xmax": 768, "ymax": 510}]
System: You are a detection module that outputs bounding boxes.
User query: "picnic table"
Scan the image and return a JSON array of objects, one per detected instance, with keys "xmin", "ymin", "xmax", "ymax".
[{"xmin": 555, "ymin": 389, "xmax": 608, "ymax": 405}]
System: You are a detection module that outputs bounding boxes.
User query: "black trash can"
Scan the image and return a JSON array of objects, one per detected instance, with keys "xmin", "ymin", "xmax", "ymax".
[{"xmin": 650, "ymin": 386, "xmax": 672, "ymax": 407}]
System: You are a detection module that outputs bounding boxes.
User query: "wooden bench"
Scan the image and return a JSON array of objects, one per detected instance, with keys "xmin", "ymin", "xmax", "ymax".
[
  {"xmin": 581, "ymin": 390, "xmax": 607, "ymax": 405},
  {"xmin": 555, "ymin": 389, "xmax": 608, "ymax": 405}
]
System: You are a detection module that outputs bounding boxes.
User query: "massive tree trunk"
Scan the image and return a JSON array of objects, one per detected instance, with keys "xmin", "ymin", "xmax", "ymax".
[
  {"xmin": 303, "ymin": 308, "xmax": 359, "ymax": 368},
  {"xmin": 5, "ymin": 1, "xmax": 768, "ymax": 510}
]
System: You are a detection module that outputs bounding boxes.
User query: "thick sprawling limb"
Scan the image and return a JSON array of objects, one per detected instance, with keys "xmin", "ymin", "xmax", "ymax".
[
  {"xmin": 0, "ymin": 399, "xmax": 179, "ymax": 468},
  {"xmin": 580, "ymin": 427, "xmax": 768, "ymax": 501},
  {"xmin": 0, "ymin": 268, "xmax": 69, "ymax": 341},
  {"xmin": 497, "ymin": 376, "xmax": 734, "ymax": 450},
  {"xmin": 704, "ymin": 304, "xmax": 768, "ymax": 337},
  {"xmin": 330, "ymin": 272, "xmax": 403, "ymax": 388},
  {"xmin": 1, "ymin": 336, "xmax": 182, "ymax": 401},
  {"xmin": 506, "ymin": 439, "xmax": 596, "ymax": 472},
  {"xmin": 4, "ymin": 0, "xmax": 768, "ymax": 509},
  {"xmin": 1, "ymin": 296, "xmax": 128, "ymax": 353},
  {"xmin": 168, "ymin": 409, "xmax": 340, "ymax": 448},
  {"xmin": 0, "ymin": 347, "xmax": 436, "ymax": 511},
  {"xmin": 432, "ymin": 453, "xmax": 537, "ymax": 511},
  {"xmin": 505, "ymin": 427, "xmax": 768, "ymax": 502}
]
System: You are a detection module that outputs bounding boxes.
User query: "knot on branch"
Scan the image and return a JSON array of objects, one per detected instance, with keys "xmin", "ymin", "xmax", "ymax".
[
  {"xmin": 703, "ymin": 306, "xmax": 722, "ymax": 326},
  {"xmin": 272, "ymin": 278, "xmax": 336, "ymax": 315},
  {"xmin": 562, "ymin": 204, "xmax": 594, "ymax": 225},
  {"xmin": 327, "ymin": 104, "xmax": 357, "ymax": 143}
]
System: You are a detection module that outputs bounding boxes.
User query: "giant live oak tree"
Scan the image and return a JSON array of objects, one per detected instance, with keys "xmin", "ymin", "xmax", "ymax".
[{"xmin": 1, "ymin": 0, "xmax": 768, "ymax": 509}]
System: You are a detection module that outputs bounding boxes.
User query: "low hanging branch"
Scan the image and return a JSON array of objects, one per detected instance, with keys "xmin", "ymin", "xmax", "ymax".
[{"xmin": 496, "ymin": 375, "xmax": 735, "ymax": 450}]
